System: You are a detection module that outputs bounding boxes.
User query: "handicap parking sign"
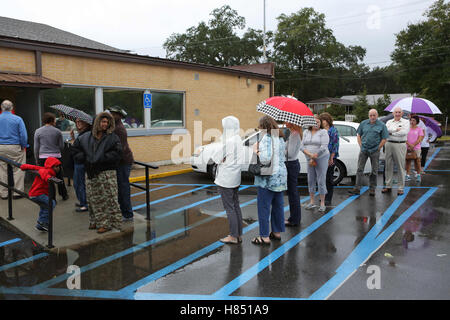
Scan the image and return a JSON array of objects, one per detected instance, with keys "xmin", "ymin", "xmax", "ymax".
[{"xmin": 143, "ymin": 91, "xmax": 152, "ymax": 108}]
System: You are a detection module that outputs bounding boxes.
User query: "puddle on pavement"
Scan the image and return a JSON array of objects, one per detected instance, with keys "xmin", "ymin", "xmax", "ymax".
[{"xmin": 0, "ymin": 207, "xmax": 241, "ymax": 292}]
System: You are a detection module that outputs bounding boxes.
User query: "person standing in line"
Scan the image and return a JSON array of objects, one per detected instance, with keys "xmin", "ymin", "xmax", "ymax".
[
  {"xmin": 284, "ymin": 122, "xmax": 302, "ymax": 227},
  {"xmin": 212, "ymin": 116, "xmax": 244, "ymax": 244},
  {"xmin": 107, "ymin": 106, "xmax": 135, "ymax": 222},
  {"xmin": 34, "ymin": 112, "xmax": 68, "ymax": 201},
  {"xmin": 417, "ymin": 117, "xmax": 437, "ymax": 170},
  {"xmin": 383, "ymin": 107, "xmax": 410, "ymax": 195},
  {"xmin": 252, "ymin": 115, "xmax": 287, "ymax": 245},
  {"xmin": 69, "ymin": 118, "xmax": 92, "ymax": 212},
  {"xmin": 71, "ymin": 112, "xmax": 123, "ymax": 234},
  {"xmin": 0, "ymin": 100, "xmax": 28, "ymax": 200},
  {"xmin": 349, "ymin": 109, "xmax": 388, "ymax": 197},
  {"xmin": 300, "ymin": 114, "xmax": 330, "ymax": 212},
  {"xmin": 320, "ymin": 112, "xmax": 339, "ymax": 206},
  {"xmin": 405, "ymin": 115, "xmax": 424, "ymax": 182}
]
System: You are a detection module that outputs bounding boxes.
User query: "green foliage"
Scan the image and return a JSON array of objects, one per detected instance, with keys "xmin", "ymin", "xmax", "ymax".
[
  {"xmin": 391, "ymin": 0, "xmax": 450, "ymax": 117},
  {"xmin": 353, "ymin": 90, "xmax": 370, "ymax": 123},
  {"xmin": 163, "ymin": 5, "xmax": 269, "ymax": 66}
]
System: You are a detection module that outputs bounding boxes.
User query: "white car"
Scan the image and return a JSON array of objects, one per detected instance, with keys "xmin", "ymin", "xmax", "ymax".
[{"xmin": 190, "ymin": 121, "xmax": 371, "ymax": 185}]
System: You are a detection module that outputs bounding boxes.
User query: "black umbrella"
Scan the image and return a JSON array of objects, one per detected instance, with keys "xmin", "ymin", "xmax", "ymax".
[{"xmin": 49, "ymin": 104, "xmax": 93, "ymax": 125}]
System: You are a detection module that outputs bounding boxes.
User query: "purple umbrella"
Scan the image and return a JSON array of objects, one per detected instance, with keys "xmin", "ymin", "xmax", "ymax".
[
  {"xmin": 418, "ymin": 115, "xmax": 442, "ymax": 139},
  {"xmin": 385, "ymin": 97, "xmax": 442, "ymax": 114}
]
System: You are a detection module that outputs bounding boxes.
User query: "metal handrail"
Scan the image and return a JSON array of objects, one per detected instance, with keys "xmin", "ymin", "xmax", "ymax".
[
  {"xmin": 130, "ymin": 160, "xmax": 158, "ymax": 220},
  {"xmin": 0, "ymin": 155, "xmax": 62, "ymax": 248}
]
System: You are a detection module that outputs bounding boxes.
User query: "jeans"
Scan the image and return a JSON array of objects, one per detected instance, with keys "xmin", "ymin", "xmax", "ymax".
[
  {"xmin": 31, "ymin": 194, "xmax": 56, "ymax": 226},
  {"xmin": 257, "ymin": 187, "xmax": 285, "ymax": 237},
  {"xmin": 285, "ymin": 160, "xmax": 301, "ymax": 224},
  {"xmin": 116, "ymin": 164, "xmax": 133, "ymax": 218},
  {"xmin": 73, "ymin": 163, "xmax": 87, "ymax": 207},
  {"xmin": 355, "ymin": 150, "xmax": 380, "ymax": 190},
  {"xmin": 325, "ymin": 163, "xmax": 335, "ymax": 203}
]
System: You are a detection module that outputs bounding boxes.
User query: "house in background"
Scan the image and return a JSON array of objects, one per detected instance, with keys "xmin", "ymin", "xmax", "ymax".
[
  {"xmin": 306, "ymin": 97, "xmax": 355, "ymax": 120},
  {"xmin": 340, "ymin": 93, "xmax": 415, "ymax": 105}
]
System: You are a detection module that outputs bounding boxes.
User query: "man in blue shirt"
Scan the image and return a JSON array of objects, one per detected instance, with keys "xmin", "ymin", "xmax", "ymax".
[
  {"xmin": 0, "ymin": 100, "xmax": 28, "ymax": 199},
  {"xmin": 349, "ymin": 109, "xmax": 388, "ymax": 196}
]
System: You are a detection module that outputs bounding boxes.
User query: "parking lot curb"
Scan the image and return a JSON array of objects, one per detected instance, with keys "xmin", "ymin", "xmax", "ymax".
[{"xmin": 129, "ymin": 168, "xmax": 194, "ymax": 183}]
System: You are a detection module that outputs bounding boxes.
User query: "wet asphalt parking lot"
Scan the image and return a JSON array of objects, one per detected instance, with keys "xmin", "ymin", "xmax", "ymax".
[{"xmin": 0, "ymin": 144, "xmax": 449, "ymax": 301}]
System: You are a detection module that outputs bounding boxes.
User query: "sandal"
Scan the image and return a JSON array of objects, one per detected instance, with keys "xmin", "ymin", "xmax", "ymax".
[
  {"xmin": 269, "ymin": 232, "xmax": 281, "ymax": 241},
  {"xmin": 220, "ymin": 236, "xmax": 239, "ymax": 244},
  {"xmin": 251, "ymin": 236, "xmax": 270, "ymax": 245},
  {"xmin": 397, "ymin": 190, "xmax": 404, "ymax": 195}
]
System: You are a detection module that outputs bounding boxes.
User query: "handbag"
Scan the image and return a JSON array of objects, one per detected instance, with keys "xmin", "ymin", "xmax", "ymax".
[
  {"xmin": 248, "ymin": 136, "xmax": 275, "ymax": 176},
  {"xmin": 406, "ymin": 149, "xmax": 417, "ymax": 160}
]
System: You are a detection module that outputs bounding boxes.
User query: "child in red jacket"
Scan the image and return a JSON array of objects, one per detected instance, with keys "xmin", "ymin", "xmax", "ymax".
[{"xmin": 20, "ymin": 157, "xmax": 61, "ymax": 232}]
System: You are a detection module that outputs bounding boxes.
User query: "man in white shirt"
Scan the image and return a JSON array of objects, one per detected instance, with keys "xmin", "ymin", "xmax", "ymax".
[{"xmin": 382, "ymin": 107, "xmax": 410, "ymax": 195}]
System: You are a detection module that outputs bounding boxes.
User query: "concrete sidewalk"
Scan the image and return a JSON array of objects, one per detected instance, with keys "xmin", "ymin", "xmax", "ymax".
[{"xmin": 0, "ymin": 163, "xmax": 192, "ymax": 251}]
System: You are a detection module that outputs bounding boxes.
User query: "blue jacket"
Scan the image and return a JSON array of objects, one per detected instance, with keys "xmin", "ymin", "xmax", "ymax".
[{"xmin": 0, "ymin": 111, "xmax": 28, "ymax": 147}]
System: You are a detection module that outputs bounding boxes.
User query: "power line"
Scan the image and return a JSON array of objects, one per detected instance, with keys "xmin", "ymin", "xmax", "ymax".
[
  {"xmin": 130, "ymin": 0, "xmax": 434, "ymax": 52},
  {"xmin": 275, "ymin": 62, "xmax": 450, "ymax": 82}
]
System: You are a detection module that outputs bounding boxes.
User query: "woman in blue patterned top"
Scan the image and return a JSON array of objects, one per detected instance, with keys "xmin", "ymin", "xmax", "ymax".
[
  {"xmin": 252, "ymin": 115, "xmax": 287, "ymax": 245},
  {"xmin": 320, "ymin": 112, "xmax": 339, "ymax": 206}
]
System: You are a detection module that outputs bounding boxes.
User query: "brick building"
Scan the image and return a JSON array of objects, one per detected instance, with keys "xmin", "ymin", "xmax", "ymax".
[{"xmin": 0, "ymin": 16, "xmax": 274, "ymax": 165}]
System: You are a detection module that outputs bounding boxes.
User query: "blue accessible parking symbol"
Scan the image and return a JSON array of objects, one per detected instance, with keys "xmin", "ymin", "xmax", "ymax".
[{"xmin": 143, "ymin": 90, "xmax": 152, "ymax": 108}]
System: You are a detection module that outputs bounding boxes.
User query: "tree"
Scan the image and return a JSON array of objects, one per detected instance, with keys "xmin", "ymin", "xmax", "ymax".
[
  {"xmin": 391, "ymin": 0, "xmax": 450, "ymax": 116},
  {"xmin": 353, "ymin": 89, "xmax": 370, "ymax": 123},
  {"xmin": 163, "ymin": 5, "xmax": 270, "ymax": 66},
  {"xmin": 272, "ymin": 8, "xmax": 367, "ymax": 101}
]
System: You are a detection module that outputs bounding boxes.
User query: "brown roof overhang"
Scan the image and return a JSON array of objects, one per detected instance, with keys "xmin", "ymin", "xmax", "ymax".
[
  {"xmin": 0, "ymin": 71, "xmax": 61, "ymax": 88},
  {"xmin": 0, "ymin": 36, "xmax": 274, "ymax": 81}
]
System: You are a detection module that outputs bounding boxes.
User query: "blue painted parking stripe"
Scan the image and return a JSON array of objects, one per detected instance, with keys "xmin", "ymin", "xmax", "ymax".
[
  {"xmin": 120, "ymin": 195, "xmax": 316, "ymax": 296},
  {"xmin": 0, "ymin": 285, "xmax": 302, "ymax": 300},
  {"xmin": 33, "ymin": 187, "xmax": 253, "ymax": 289},
  {"xmin": 335, "ymin": 188, "xmax": 410, "ymax": 274},
  {"xmin": 120, "ymin": 199, "xmax": 259, "ymax": 295},
  {"xmin": 132, "ymin": 185, "xmax": 210, "ymax": 210},
  {"xmin": 130, "ymin": 184, "xmax": 174, "ymax": 198},
  {"xmin": 423, "ymin": 147, "xmax": 441, "ymax": 170},
  {"xmin": 212, "ymin": 187, "xmax": 369, "ymax": 298},
  {"xmin": 309, "ymin": 187, "xmax": 437, "ymax": 300},
  {"xmin": 0, "ymin": 252, "xmax": 48, "ymax": 273},
  {"xmin": 155, "ymin": 185, "xmax": 252, "ymax": 219},
  {"xmin": 0, "ymin": 238, "xmax": 21, "ymax": 248}
]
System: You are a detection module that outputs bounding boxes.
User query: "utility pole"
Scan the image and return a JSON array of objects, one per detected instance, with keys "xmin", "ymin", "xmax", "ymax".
[{"xmin": 263, "ymin": 0, "xmax": 267, "ymax": 62}]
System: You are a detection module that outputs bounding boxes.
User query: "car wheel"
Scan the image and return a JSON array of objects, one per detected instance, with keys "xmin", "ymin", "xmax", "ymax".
[
  {"xmin": 207, "ymin": 163, "xmax": 217, "ymax": 180},
  {"xmin": 333, "ymin": 160, "xmax": 346, "ymax": 186}
]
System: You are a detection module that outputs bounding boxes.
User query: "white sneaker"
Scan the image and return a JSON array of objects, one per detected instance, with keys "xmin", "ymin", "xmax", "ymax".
[
  {"xmin": 304, "ymin": 203, "xmax": 316, "ymax": 210},
  {"xmin": 405, "ymin": 174, "xmax": 411, "ymax": 181}
]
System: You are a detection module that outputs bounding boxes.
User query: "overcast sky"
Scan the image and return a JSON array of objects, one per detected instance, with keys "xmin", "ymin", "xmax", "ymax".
[{"xmin": 0, "ymin": 0, "xmax": 435, "ymax": 68}]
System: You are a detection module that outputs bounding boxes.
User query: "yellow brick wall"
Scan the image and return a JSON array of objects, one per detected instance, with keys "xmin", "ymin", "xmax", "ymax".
[
  {"xmin": 0, "ymin": 47, "xmax": 35, "ymax": 73},
  {"xmin": 4, "ymin": 50, "xmax": 271, "ymax": 163}
]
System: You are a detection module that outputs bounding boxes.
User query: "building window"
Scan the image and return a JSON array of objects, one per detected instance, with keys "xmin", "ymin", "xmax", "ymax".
[
  {"xmin": 103, "ymin": 89, "xmax": 145, "ymax": 129},
  {"xmin": 150, "ymin": 91, "xmax": 184, "ymax": 128},
  {"xmin": 41, "ymin": 87, "xmax": 95, "ymax": 131}
]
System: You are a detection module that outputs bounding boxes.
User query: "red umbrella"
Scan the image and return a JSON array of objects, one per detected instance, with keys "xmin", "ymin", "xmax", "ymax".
[{"xmin": 257, "ymin": 96, "xmax": 316, "ymax": 127}]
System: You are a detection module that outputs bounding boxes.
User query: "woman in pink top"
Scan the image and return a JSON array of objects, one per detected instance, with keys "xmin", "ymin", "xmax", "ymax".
[{"xmin": 406, "ymin": 115, "xmax": 424, "ymax": 181}]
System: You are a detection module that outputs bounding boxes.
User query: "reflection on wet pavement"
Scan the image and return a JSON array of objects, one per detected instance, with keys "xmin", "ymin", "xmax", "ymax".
[{"xmin": 0, "ymin": 145, "xmax": 449, "ymax": 300}]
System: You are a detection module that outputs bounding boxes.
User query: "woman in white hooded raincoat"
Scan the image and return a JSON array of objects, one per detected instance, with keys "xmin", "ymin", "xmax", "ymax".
[{"xmin": 212, "ymin": 116, "xmax": 244, "ymax": 244}]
